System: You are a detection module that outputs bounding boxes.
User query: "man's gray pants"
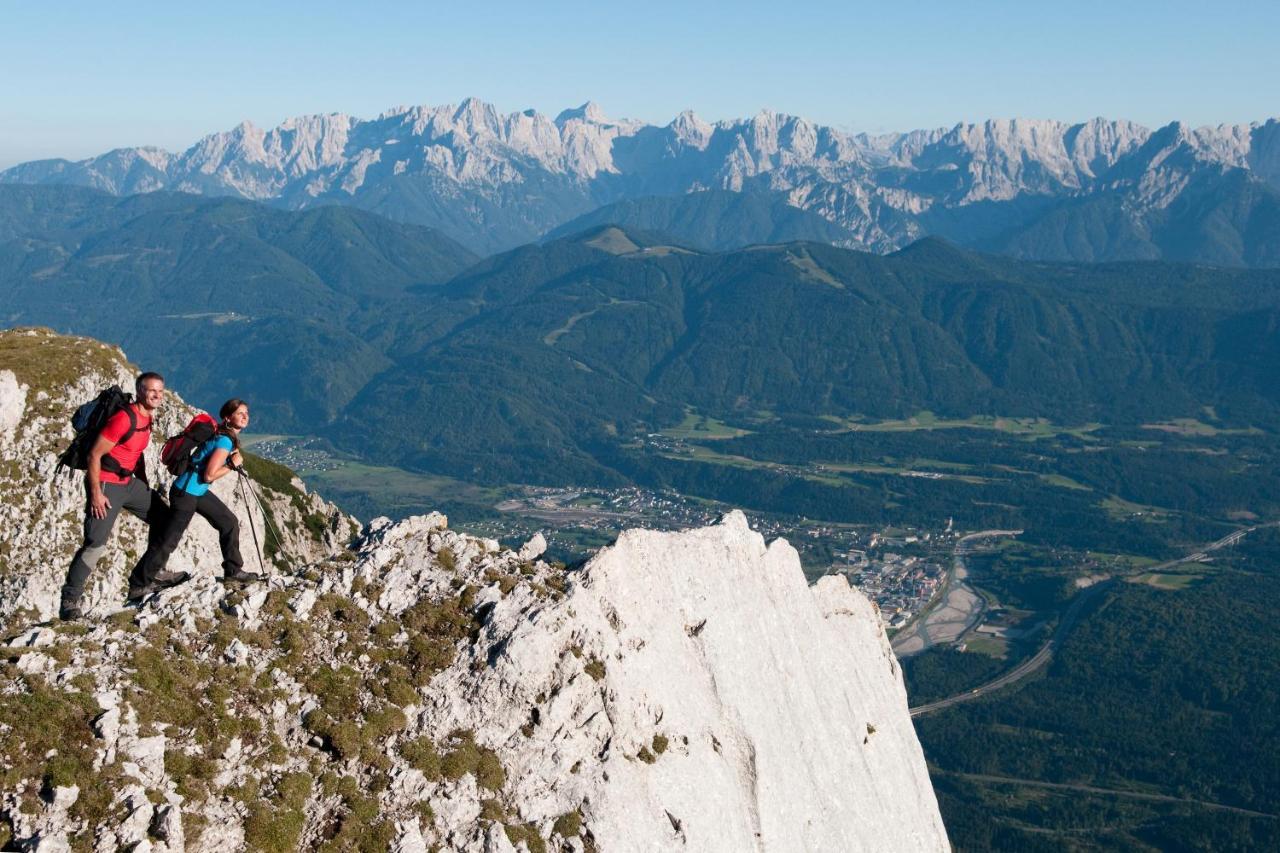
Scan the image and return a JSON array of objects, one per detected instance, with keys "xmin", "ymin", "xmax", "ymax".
[{"xmin": 61, "ymin": 478, "xmax": 169, "ymax": 609}]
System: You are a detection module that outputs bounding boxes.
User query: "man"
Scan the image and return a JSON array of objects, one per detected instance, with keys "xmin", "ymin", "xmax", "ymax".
[{"xmin": 59, "ymin": 372, "xmax": 190, "ymax": 619}]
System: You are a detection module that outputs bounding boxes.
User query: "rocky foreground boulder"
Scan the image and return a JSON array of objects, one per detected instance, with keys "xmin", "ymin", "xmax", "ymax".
[{"xmin": 0, "ymin": 329, "xmax": 947, "ymax": 851}]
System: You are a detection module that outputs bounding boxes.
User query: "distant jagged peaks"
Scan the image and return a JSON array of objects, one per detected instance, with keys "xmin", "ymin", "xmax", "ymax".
[
  {"xmin": 9, "ymin": 97, "xmax": 1266, "ymax": 196},
  {"xmin": 4, "ymin": 98, "xmax": 1280, "ymax": 260},
  {"xmin": 555, "ymin": 100, "xmax": 615, "ymax": 126}
]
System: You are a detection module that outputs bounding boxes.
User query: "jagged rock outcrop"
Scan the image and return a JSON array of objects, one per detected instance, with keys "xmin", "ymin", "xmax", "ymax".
[
  {"xmin": 0, "ymin": 330, "xmax": 947, "ymax": 851},
  {"xmin": 4, "ymin": 99, "xmax": 1279, "ymax": 259}
]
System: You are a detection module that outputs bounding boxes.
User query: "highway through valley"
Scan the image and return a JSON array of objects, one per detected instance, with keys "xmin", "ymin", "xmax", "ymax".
[{"xmin": 908, "ymin": 521, "xmax": 1274, "ymax": 717}]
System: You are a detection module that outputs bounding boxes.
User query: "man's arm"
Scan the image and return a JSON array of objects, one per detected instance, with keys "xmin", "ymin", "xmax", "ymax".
[{"xmin": 86, "ymin": 433, "xmax": 116, "ymax": 519}]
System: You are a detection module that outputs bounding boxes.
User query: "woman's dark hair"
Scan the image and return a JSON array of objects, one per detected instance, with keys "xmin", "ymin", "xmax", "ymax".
[{"xmin": 218, "ymin": 398, "xmax": 248, "ymax": 451}]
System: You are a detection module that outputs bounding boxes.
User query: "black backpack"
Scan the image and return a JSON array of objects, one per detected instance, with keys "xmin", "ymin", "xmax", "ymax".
[{"xmin": 55, "ymin": 386, "xmax": 145, "ymax": 479}]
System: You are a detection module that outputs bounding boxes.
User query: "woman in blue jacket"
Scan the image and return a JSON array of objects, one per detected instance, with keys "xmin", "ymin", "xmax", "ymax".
[{"xmin": 149, "ymin": 398, "xmax": 263, "ymax": 585}]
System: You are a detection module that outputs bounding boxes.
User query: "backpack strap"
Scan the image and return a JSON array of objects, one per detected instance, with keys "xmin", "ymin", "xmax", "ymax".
[
  {"xmin": 100, "ymin": 406, "xmax": 145, "ymax": 480},
  {"xmin": 119, "ymin": 405, "xmax": 139, "ymax": 446}
]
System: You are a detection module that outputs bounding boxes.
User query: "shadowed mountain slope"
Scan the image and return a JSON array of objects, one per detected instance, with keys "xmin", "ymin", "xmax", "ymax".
[
  {"xmin": 333, "ymin": 229, "xmax": 1280, "ymax": 483},
  {"xmin": 541, "ymin": 190, "xmax": 860, "ymax": 251},
  {"xmin": 0, "ymin": 186, "xmax": 477, "ymax": 426}
]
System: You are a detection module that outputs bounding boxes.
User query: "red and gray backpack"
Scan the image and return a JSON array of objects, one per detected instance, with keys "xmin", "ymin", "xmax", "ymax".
[{"xmin": 161, "ymin": 413, "xmax": 219, "ymax": 477}]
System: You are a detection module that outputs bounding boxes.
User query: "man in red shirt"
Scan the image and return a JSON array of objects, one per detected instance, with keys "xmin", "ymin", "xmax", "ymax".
[{"xmin": 59, "ymin": 372, "xmax": 190, "ymax": 619}]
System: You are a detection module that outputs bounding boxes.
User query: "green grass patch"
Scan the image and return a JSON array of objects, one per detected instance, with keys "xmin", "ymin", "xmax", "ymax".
[
  {"xmin": 661, "ymin": 444, "xmax": 848, "ymax": 487},
  {"xmin": 439, "ymin": 730, "xmax": 506, "ymax": 792},
  {"xmin": 824, "ymin": 461, "xmax": 991, "ymax": 484},
  {"xmin": 302, "ymin": 460, "xmax": 505, "ymax": 512},
  {"xmin": 1141, "ymin": 418, "xmax": 1263, "ymax": 437},
  {"xmin": 837, "ymin": 411, "xmax": 1103, "ymax": 439},
  {"xmin": 1127, "ymin": 572, "xmax": 1202, "ymax": 590},
  {"xmin": 1100, "ymin": 495, "xmax": 1173, "ymax": 521},
  {"xmin": 1038, "ymin": 473, "xmax": 1092, "ymax": 491},
  {"xmin": 0, "ymin": 328, "xmax": 127, "ymax": 418},
  {"xmin": 1086, "ymin": 552, "xmax": 1160, "ymax": 571},
  {"xmin": 963, "ymin": 635, "xmax": 1011, "ymax": 659}
]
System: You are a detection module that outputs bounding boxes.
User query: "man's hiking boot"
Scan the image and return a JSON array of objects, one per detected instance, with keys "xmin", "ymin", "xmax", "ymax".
[{"xmin": 222, "ymin": 568, "xmax": 263, "ymax": 584}]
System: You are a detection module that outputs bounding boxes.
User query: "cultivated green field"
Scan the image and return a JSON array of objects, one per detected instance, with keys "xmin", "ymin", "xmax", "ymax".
[
  {"xmin": 659, "ymin": 411, "xmax": 753, "ymax": 440},
  {"xmin": 831, "ymin": 411, "xmax": 1105, "ymax": 439}
]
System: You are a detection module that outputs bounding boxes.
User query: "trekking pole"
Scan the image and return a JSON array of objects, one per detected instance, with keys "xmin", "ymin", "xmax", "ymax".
[
  {"xmin": 238, "ymin": 471, "xmax": 287, "ymax": 553},
  {"xmin": 237, "ymin": 470, "xmax": 268, "ymax": 575}
]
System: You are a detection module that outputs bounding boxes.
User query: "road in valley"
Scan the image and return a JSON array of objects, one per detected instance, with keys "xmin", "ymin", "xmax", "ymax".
[
  {"xmin": 909, "ymin": 576, "xmax": 1110, "ymax": 716},
  {"xmin": 933, "ymin": 771, "xmax": 1278, "ymax": 819}
]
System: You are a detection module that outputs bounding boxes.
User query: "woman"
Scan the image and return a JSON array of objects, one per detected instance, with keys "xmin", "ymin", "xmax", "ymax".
[{"xmin": 150, "ymin": 399, "xmax": 263, "ymax": 585}]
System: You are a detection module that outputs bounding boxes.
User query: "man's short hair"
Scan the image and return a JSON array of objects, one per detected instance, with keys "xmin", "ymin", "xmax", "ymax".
[{"xmin": 135, "ymin": 371, "xmax": 165, "ymax": 393}]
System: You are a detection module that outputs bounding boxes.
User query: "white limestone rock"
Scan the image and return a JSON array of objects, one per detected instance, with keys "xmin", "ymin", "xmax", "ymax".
[
  {"xmin": 518, "ymin": 532, "xmax": 547, "ymax": 561},
  {"xmin": 11, "ymin": 99, "xmax": 1276, "ymax": 256}
]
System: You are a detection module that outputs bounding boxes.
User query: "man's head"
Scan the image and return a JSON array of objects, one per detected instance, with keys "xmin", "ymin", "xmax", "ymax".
[{"xmin": 135, "ymin": 372, "xmax": 165, "ymax": 413}]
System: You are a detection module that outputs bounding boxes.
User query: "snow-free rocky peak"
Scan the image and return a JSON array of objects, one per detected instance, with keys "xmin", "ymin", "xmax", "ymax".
[
  {"xmin": 0, "ymin": 331, "xmax": 947, "ymax": 851},
  {"xmin": 7, "ymin": 99, "xmax": 1279, "ymax": 257}
]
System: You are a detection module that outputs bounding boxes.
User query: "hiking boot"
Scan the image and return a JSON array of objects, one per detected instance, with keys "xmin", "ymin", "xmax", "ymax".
[
  {"xmin": 222, "ymin": 568, "xmax": 264, "ymax": 584},
  {"xmin": 151, "ymin": 570, "xmax": 191, "ymax": 591},
  {"xmin": 58, "ymin": 603, "xmax": 83, "ymax": 621},
  {"xmin": 125, "ymin": 585, "xmax": 153, "ymax": 605}
]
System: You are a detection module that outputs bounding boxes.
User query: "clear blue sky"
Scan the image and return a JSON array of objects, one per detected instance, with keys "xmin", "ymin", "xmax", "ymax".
[{"xmin": 2, "ymin": 0, "xmax": 1276, "ymax": 168}]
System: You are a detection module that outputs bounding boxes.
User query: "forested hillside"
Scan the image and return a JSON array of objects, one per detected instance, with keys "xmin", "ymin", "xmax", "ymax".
[{"xmin": 4, "ymin": 185, "xmax": 1280, "ymax": 484}]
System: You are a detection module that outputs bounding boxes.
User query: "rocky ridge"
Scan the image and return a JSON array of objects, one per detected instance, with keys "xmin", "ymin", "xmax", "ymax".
[
  {"xmin": 0, "ymin": 330, "xmax": 948, "ymax": 851},
  {"xmin": 4, "ymin": 99, "xmax": 1279, "ymax": 256}
]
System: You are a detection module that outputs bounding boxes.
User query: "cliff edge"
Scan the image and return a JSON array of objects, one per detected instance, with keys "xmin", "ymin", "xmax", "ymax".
[{"xmin": 0, "ymin": 328, "xmax": 946, "ymax": 851}]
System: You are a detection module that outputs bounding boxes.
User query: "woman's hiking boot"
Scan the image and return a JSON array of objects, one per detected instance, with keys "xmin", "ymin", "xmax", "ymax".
[
  {"xmin": 152, "ymin": 570, "xmax": 191, "ymax": 590},
  {"xmin": 126, "ymin": 570, "xmax": 190, "ymax": 605},
  {"xmin": 222, "ymin": 568, "xmax": 263, "ymax": 584}
]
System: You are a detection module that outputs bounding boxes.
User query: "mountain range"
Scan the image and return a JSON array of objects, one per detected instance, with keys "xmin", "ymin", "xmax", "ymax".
[{"xmin": 4, "ymin": 99, "xmax": 1280, "ymax": 264}]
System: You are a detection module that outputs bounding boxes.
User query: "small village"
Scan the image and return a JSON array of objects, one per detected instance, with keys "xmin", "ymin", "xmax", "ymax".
[{"xmin": 837, "ymin": 545, "xmax": 949, "ymax": 629}]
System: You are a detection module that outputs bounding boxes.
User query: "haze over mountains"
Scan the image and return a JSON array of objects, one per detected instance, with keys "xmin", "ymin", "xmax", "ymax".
[{"xmin": 4, "ymin": 99, "xmax": 1280, "ymax": 264}]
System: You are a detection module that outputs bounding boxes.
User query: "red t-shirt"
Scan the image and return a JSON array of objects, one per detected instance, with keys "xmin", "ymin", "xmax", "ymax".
[{"xmin": 98, "ymin": 407, "xmax": 151, "ymax": 485}]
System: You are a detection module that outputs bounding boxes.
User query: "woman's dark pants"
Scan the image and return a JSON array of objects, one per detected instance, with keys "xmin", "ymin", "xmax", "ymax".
[{"xmin": 147, "ymin": 485, "xmax": 245, "ymax": 577}]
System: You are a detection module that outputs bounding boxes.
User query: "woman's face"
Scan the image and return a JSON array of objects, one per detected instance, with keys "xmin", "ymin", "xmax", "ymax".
[{"xmin": 228, "ymin": 405, "xmax": 250, "ymax": 430}]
